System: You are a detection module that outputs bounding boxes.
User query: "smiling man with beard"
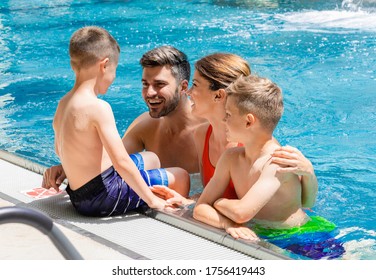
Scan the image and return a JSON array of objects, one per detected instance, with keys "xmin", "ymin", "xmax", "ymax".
[{"xmin": 122, "ymin": 46, "xmax": 204, "ymax": 174}]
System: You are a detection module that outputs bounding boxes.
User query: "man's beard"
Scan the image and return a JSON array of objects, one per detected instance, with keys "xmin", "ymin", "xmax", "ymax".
[{"xmin": 148, "ymin": 89, "xmax": 180, "ymax": 118}]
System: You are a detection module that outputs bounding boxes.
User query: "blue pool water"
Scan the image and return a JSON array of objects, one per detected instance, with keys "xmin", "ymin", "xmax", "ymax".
[{"xmin": 0, "ymin": 0, "xmax": 375, "ymax": 259}]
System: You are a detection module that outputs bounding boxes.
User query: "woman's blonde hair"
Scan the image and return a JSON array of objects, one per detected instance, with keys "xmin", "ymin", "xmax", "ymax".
[{"xmin": 194, "ymin": 53, "xmax": 251, "ymax": 90}]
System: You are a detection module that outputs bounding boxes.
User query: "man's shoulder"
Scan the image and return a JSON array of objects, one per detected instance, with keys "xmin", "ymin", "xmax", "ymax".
[
  {"xmin": 134, "ymin": 112, "xmax": 161, "ymax": 126},
  {"xmin": 124, "ymin": 111, "xmax": 161, "ymax": 135}
]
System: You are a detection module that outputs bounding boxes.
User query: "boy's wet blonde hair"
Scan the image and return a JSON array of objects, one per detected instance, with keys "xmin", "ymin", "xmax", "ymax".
[
  {"xmin": 69, "ymin": 26, "xmax": 120, "ymax": 70},
  {"xmin": 226, "ymin": 75, "xmax": 283, "ymax": 132},
  {"xmin": 194, "ymin": 53, "xmax": 251, "ymax": 91}
]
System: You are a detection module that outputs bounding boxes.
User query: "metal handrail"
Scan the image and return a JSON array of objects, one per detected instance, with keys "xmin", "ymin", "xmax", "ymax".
[{"xmin": 0, "ymin": 206, "xmax": 83, "ymax": 260}]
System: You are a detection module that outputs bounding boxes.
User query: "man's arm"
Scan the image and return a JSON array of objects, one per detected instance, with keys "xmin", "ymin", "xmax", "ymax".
[
  {"xmin": 121, "ymin": 112, "xmax": 149, "ymax": 154},
  {"xmin": 193, "ymin": 150, "xmax": 258, "ymax": 240},
  {"xmin": 42, "ymin": 164, "xmax": 66, "ymax": 191},
  {"xmin": 271, "ymin": 145, "xmax": 318, "ymax": 208}
]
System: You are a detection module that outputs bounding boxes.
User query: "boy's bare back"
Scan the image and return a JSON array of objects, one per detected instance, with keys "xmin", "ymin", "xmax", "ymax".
[
  {"xmin": 46, "ymin": 26, "xmax": 173, "ymax": 216},
  {"xmin": 53, "ymin": 90, "xmax": 113, "ymax": 190}
]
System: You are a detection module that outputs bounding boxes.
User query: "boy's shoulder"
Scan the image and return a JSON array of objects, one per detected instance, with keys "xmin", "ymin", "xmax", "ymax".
[
  {"xmin": 257, "ymin": 142, "xmax": 281, "ymax": 171},
  {"xmin": 78, "ymin": 95, "xmax": 112, "ymax": 111},
  {"xmin": 67, "ymin": 94, "xmax": 113, "ymax": 120},
  {"xmin": 261, "ymin": 154, "xmax": 298, "ymax": 183}
]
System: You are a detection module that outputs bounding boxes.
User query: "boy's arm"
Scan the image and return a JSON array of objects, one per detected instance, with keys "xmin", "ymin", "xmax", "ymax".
[
  {"xmin": 93, "ymin": 102, "xmax": 165, "ymax": 209},
  {"xmin": 271, "ymin": 145, "xmax": 318, "ymax": 208},
  {"xmin": 213, "ymin": 163, "xmax": 284, "ymax": 224},
  {"xmin": 193, "ymin": 151, "xmax": 258, "ymax": 240},
  {"xmin": 121, "ymin": 112, "xmax": 149, "ymax": 154}
]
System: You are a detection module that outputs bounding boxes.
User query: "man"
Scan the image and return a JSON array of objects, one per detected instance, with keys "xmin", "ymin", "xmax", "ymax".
[
  {"xmin": 121, "ymin": 46, "xmax": 203, "ymax": 173},
  {"xmin": 42, "ymin": 46, "xmax": 203, "ymax": 190}
]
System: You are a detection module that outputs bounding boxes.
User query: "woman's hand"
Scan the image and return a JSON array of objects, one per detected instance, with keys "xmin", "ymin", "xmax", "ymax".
[{"xmin": 271, "ymin": 145, "xmax": 314, "ymax": 176}]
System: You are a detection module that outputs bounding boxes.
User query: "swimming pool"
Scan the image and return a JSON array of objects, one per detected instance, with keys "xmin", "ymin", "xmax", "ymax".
[{"xmin": 0, "ymin": 0, "xmax": 375, "ymax": 259}]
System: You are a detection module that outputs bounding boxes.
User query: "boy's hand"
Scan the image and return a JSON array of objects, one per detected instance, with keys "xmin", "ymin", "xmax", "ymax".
[
  {"xmin": 148, "ymin": 196, "xmax": 170, "ymax": 211},
  {"xmin": 271, "ymin": 145, "xmax": 314, "ymax": 176},
  {"xmin": 150, "ymin": 186, "xmax": 194, "ymax": 207},
  {"xmin": 225, "ymin": 224, "xmax": 260, "ymax": 241},
  {"xmin": 42, "ymin": 164, "xmax": 66, "ymax": 192}
]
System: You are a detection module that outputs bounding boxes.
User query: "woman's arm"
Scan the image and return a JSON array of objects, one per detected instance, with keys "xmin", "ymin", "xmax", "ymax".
[{"xmin": 271, "ymin": 145, "xmax": 318, "ymax": 208}]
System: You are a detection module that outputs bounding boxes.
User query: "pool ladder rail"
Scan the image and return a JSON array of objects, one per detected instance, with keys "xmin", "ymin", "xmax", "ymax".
[{"xmin": 0, "ymin": 206, "xmax": 83, "ymax": 260}]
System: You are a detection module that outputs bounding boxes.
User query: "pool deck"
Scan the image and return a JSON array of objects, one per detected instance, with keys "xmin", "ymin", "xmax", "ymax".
[
  {"xmin": 0, "ymin": 197, "xmax": 131, "ymax": 260},
  {"xmin": 0, "ymin": 150, "xmax": 290, "ymax": 260},
  {"xmin": 0, "ymin": 151, "xmax": 130, "ymax": 260}
]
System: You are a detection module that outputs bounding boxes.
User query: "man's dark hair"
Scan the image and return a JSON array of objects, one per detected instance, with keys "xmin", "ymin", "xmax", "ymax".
[{"xmin": 140, "ymin": 46, "xmax": 190, "ymax": 82}]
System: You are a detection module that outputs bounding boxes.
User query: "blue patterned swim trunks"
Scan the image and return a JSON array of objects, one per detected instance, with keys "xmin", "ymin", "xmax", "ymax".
[{"xmin": 66, "ymin": 153, "xmax": 168, "ymax": 217}]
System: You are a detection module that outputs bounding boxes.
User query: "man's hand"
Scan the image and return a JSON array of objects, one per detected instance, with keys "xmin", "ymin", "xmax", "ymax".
[{"xmin": 41, "ymin": 164, "xmax": 66, "ymax": 192}]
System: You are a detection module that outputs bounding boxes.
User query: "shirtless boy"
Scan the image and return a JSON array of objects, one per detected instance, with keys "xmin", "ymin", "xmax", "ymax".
[
  {"xmin": 193, "ymin": 75, "xmax": 309, "ymax": 240},
  {"xmin": 52, "ymin": 26, "xmax": 185, "ymax": 216}
]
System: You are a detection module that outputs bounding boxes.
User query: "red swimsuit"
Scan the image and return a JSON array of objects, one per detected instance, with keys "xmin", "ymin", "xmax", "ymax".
[{"xmin": 201, "ymin": 125, "xmax": 238, "ymax": 199}]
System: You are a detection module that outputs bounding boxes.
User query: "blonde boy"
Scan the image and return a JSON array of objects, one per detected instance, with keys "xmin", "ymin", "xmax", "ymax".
[
  {"xmin": 51, "ymin": 26, "xmax": 186, "ymax": 216},
  {"xmin": 193, "ymin": 75, "xmax": 309, "ymax": 239}
]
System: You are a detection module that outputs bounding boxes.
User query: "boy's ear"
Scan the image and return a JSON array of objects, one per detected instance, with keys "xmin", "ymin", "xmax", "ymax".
[
  {"xmin": 246, "ymin": 113, "xmax": 255, "ymax": 128},
  {"xmin": 214, "ymin": 89, "xmax": 226, "ymax": 102},
  {"xmin": 99, "ymin": 58, "xmax": 110, "ymax": 72}
]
